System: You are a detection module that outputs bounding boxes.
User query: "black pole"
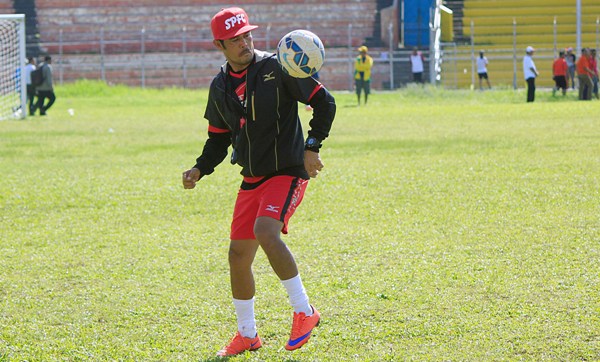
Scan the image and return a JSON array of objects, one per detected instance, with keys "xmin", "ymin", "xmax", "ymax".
[{"xmin": 13, "ymin": 0, "xmax": 41, "ymax": 57}]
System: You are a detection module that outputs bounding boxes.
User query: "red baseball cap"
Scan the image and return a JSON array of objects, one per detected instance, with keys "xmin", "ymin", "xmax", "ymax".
[{"xmin": 211, "ymin": 7, "xmax": 258, "ymax": 40}]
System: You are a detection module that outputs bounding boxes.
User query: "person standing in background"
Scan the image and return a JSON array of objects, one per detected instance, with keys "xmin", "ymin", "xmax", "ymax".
[
  {"xmin": 24, "ymin": 57, "xmax": 37, "ymax": 115},
  {"xmin": 410, "ymin": 47, "xmax": 425, "ymax": 83},
  {"xmin": 590, "ymin": 48, "xmax": 598, "ymax": 99},
  {"xmin": 566, "ymin": 47, "xmax": 577, "ymax": 89},
  {"xmin": 35, "ymin": 55, "xmax": 56, "ymax": 116},
  {"xmin": 576, "ymin": 48, "xmax": 594, "ymax": 100},
  {"xmin": 476, "ymin": 50, "xmax": 491, "ymax": 90},
  {"xmin": 354, "ymin": 46, "xmax": 373, "ymax": 106},
  {"xmin": 552, "ymin": 51, "xmax": 568, "ymax": 96},
  {"xmin": 523, "ymin": 46, "xmax": 538, "ymax": 103}
]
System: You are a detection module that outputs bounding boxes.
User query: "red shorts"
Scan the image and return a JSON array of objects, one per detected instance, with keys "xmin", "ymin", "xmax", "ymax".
[{"xmin": 230, "ymin": 176, "xmax": 308, "ymax": 240}]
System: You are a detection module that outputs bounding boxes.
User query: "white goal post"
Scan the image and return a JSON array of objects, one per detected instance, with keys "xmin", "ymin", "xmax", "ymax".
[{"xmin": 0, "ymin": 14, "xmax": 26, "ymax": 120}]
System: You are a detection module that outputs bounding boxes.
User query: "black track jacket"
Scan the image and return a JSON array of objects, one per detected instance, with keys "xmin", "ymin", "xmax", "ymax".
[{"xmin": 194, "ymin": 50, "xmax": 336, "ymax": 179}]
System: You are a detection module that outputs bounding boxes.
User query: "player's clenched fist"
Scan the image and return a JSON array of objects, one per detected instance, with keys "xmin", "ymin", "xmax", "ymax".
[
  {"xmin": 304, "ymin": 150, "xmax": 324, "ymax": 178},
  {"xmin": 182, "ymin": 168, "xmax": 201, "ymax": 189}
]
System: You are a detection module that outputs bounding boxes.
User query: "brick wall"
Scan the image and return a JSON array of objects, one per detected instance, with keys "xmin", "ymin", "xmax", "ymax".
[
  {"xmin": 31, "ymin": 0, "xmax": 381, "ymax": 89},
  {"xmin": 35, "ymin": 1, "xmax": 377, "ymax": 53},
  {"xmin": 0, "ymin": 0, "xmax": 13, "ymax": 12},
  {"xmin": 54, "ymin": 46, "xmax": 409, "ymax": 91}
]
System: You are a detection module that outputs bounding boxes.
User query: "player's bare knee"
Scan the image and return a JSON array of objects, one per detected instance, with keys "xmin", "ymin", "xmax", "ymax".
[
  {"xmin": 228, "ymin": 244, "xmax": 253, "ymax": 266},
  {"xmin": 253, "ymin": 222, "xmax": 280, "ymax": 249},
  {"xmin": 255, "ymin": 228, "xmax": 282, "ymax": 253},
  {"xmin": 253, "ymin": 229, "xmax": 278, "ymax": 248}
]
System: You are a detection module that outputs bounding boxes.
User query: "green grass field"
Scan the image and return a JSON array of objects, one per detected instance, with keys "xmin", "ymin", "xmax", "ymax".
[{"xmin": 1, "ymin": 81, "xmax": 599, "ymax": 361}]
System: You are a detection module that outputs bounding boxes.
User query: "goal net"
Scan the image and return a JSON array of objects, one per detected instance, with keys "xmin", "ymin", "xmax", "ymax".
[{"xmin": 0, "ymin": 14, "xmax": 26, "ymax": 120}]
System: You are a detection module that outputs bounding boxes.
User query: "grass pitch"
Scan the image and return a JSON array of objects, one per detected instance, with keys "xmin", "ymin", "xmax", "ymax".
[{"xmin": 1, "ymin": 81, "xmax": 599, "ymax": 361}]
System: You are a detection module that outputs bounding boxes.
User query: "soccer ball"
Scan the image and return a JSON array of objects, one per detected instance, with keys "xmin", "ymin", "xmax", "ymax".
[{"xmin": 276, "ymin": 30, "xmax": 324, "ymax": 78}]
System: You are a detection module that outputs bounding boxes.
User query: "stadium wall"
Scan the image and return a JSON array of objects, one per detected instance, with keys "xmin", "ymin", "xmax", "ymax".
[
  {"xmin": 51, "ymin": 47, "xmax": 421, "ymax": 91},
  {"xmin": 23, "ymin": 0, "xmax": 386, "ymax": 90},
  {"xmin": 441, "ymin": 0, "xmax": 600, "ymax": 89},
  {"xmin": 0, "ymin": 0, "xmax": 12, "ymax": 12}
]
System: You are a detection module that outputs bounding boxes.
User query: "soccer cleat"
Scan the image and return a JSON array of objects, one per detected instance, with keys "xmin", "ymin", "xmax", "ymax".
[
  {"xmin": 285, "ymin": 305, "xmax": 320, "ymax": 351},
  {"xmin": 216, "ymin": 331, "xmax": 262, "ymax": 357}
]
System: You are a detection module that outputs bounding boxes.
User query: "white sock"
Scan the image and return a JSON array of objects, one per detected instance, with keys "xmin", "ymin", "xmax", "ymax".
[
  {"xmin": 233, "ymin": 297, "xmax": 257, "ymax": 338},
  {"xmin": 281, "ymin": 274, "xmax": 312, "ymax": 316}
]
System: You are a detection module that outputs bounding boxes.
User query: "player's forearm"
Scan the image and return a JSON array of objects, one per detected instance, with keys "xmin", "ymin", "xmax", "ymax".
[{"xmin": 193, "ymin": 132, "xmax": 231, "ymax": 178}]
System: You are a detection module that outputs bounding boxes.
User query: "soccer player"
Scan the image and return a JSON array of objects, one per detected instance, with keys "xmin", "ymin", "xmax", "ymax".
[
  {"xmin": 552, "ymin": 51, "xmax": 568, "ymax": 96},
  {"xmin": 181, "ymin": 7, "xmax": 336, "ymax": 357}
]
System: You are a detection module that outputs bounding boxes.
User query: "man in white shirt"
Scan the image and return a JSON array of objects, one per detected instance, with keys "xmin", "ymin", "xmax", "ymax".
[
  {"xmin": 24, "ymin": 57, "xmax": 37, "ymax": 115},
  {"xmin": 523, "ymin": 46, "xmax": 539, "ymax": 102},
  {"xmin": 410, "ymin": 47, "xmax": 425, "ymax": 83},
  {"xmin": 476, "ymin": 51, "xmax": 491, "ymax": 90}
]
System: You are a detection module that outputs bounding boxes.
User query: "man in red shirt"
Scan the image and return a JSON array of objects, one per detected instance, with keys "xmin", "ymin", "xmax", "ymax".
[
  {"xmin": 576, "ymin": 48, "xmax": 594, "ymax": 100},
  {"xmin": 552, "ymin": 51, "xmax": 569, "ymax": 96}
]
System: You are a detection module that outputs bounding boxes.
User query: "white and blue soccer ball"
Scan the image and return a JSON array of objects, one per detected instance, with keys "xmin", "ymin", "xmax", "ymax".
[{"xmin": 276, "ymin": 30, "xmax": 324, "ymax": 78}]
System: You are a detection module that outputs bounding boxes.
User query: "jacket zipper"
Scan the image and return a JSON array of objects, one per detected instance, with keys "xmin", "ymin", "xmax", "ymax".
[
  {"xmin": 245, "ymin": 79, "xmax": 254, "ymax": 176},
  {"xmin": 274, "ymin": 87, "xmax": 280, "ymax": 170}
]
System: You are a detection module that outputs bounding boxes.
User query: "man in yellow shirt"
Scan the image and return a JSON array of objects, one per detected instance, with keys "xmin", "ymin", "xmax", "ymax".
[{"xmin": 354, "ymin": 45, "xmax": 373, "ymax": 106}]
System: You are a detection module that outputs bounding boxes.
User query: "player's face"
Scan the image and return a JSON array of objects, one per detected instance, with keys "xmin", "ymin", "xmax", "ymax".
[{"xmin": 215, "ymin": 32, "xmax": 254, "ymax": 72}]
